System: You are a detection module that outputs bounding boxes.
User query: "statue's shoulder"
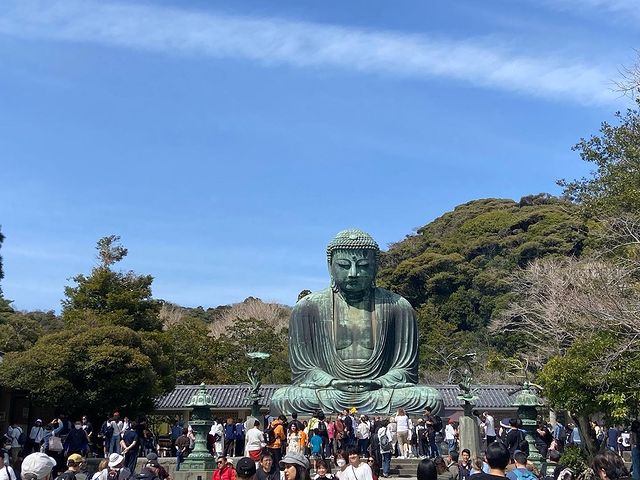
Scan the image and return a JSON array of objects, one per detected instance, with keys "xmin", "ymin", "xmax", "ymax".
[
  {"xmin": 375, "ymin": 287, "xmax": 413, "ymax": 309},
  {"xmin": 293, "ymin": 287, "xmax": 332, "ymax": 310}
]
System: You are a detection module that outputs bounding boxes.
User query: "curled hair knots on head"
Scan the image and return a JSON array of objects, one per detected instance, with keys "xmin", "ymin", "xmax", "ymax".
[{"xmin": 326, "ymin": 229, "xmax": 380, "ymax": 265}]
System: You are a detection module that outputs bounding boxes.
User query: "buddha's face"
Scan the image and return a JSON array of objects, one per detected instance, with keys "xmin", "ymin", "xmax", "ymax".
[{"xmin": 330, "ymin": 249, "xmax": 376, "ymax": 295}]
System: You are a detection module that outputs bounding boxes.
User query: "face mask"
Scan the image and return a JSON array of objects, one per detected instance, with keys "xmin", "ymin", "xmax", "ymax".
[
  {"xmin": 75, "ymin": 425, "xmax": 82, "ymax": 429},
  {"xmin": 337, "ymin": 460, "xmax": 346, "ymax": 467}
]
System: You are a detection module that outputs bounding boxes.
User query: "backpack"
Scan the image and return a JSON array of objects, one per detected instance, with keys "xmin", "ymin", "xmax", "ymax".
[
  {"xmin": 512, "ymin": 469, "xmax": 536, "ymax": 480},
  {"xmin": 101, "ymin": 422, "xmax": 114, "ymax": 439},
  {"xmin": 317, "ymin": 421, "xmax": 327, "ymax": 435},
  {"xmin": 432, "ymin": 416, "xmax": 443, "ymax": 433},
  {"xmin": 107, "ymin": 469, "xmax": 121, "ymax": 480},
  {"xmin": 263, "ymin": 425, "xmax": 276, "ymax": 444},
  {"xmin": 135, "ymin": 469, "xmax": 159, "ymax": 480},
  {"xmin": 379, "ymin": 430, "xmax": 391, "ymax": 452},
  {"xmin": 556, "ymin": 425, "xmax": 567, "ymax": 444},
  {"xmin": 17, "ymin": 430, "xmax": 27, "ymax": 446},
  {"xmin": 419, "ymin": 426, "xmax": 429, "ymax": 441},
  {"xmin": 543, "ymin": 467, "xmax": 556, "ymax": 480},
  {"xmin": 517, "ymin": 430, "xmax": 530, "ymax": 455},
  {"xmin": 55, "ymin": 472, "xmax": 77, "ymax": 480}
]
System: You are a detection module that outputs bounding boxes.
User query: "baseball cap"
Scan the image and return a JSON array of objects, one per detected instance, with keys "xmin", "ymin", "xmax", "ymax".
[
  {"xmin": 67, "ymin": 454, "xmax": 84, "ymax": 465},
  {"xmin": 22, "ymin": 453, "xmax": 57, "ymax": 479},
  {"xmin": 235, "ymin": 457, "xmax": 256, "ymax": 477}
]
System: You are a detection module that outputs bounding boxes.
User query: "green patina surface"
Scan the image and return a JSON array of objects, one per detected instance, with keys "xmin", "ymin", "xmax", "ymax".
[{"xmin": 271, "ymin": 229, "xmax": 444, "ymax": 415}]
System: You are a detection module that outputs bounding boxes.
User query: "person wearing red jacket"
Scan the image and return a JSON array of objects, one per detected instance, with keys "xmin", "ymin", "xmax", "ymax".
[{"xmin": 212, "ymin": 456, "xmax": 237, "ymax": 480}]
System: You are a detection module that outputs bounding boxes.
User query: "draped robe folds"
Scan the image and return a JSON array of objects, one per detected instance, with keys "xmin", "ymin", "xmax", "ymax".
[{"xmin": 270, "ymin": 287, "xmax": 444, "ymax": 415}]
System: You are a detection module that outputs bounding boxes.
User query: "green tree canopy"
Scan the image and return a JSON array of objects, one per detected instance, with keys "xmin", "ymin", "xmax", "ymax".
[
  {"xmin": 0, "ymin": 325, "xmax": 164, "ymax": 416},
  {"xmin": 0, "ymin": 235, "xmax": 173, "ymax": 417},
  {"xmin": 62, "ymin": 235, "xmax": 162, "ymax": 331},
  {"xmin": 538, "ymin": 333, "xmax": 640, "ymax": 422},
  {"xmin": 559, "ymin": 99, "xmax": 640, "ymax": 217}
]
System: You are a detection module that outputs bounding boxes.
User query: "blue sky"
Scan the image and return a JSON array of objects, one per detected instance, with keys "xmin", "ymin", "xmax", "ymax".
[{"xmin": 0, "ymin": 0, "xmax": 637, "ymax": 312}]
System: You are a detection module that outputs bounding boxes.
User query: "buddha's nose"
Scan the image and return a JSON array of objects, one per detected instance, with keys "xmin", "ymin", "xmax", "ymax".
[{"xmin": 348, "ymin": 264, "xmax": 358, "ymax": 277}]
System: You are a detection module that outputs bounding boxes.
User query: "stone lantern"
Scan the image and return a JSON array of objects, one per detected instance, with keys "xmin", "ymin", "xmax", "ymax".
[
  {"xmin": 181, "ymin": 383, "xmax": 216, "ymax": 471},
  {"xmin": 512, "ymin": 382, "xmax": 545, "ymax": 466}
]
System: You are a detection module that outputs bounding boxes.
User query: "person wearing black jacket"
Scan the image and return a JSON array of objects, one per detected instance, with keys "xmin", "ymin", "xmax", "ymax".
[
  {"xmin": 535, "ymin": 420, "xmax": 553, "ymax": 460},
  {"xmin": 64, "ymin": 422, "xmax": 89, "ymax": 457},
  {"xmin": 505, "ymin": 418, "xmax": 528, "ymax": 459},
  {"xmin": 135, "ymin": 466, "xmax": 160, "ymax": 480},
  {"xmin": 256, "ymin": 453, "xmax": 279, "ymax": 480},
  {"xmin": 340, "ymin": 410, "xmax": 354, "ymax": 449},
  {"xmin": 288, "ymin": 414, "xmax": 304, "ymax": 433}
]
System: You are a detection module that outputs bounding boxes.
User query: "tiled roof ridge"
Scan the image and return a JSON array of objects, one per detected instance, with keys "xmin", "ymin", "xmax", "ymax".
[{"xmin": 155, "ymin": 383, "xmax": 522, "ymax": 410}]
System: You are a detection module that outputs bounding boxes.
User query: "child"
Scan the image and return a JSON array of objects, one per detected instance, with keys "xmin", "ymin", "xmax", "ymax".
[{"xmin": 309, "ymin": 429, "xmax": 323, "ymax": 471}]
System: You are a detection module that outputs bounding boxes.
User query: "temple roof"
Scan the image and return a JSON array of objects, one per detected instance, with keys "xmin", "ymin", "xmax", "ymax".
[{"xmin": 154, "ymin": 384, "xmax": 522, "ymax": 411}]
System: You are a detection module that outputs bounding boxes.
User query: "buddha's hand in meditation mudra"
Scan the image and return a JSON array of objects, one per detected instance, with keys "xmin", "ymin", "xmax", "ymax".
[{"xmin": 331, "ymin": 379, "xmax": 383, "ymax": 392}]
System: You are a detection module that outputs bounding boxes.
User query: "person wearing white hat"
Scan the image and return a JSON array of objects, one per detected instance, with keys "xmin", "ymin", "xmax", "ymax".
[
  {"xmin": 26, "ymin": 420, "xmax": 45, "ymax": 456},
  {"xmin": 21, "ymin": 453, "xmax": 57, "ymax": 480},
  {"xmin": 94, "ymin": 453, "xmax": 131, "ymax": 480}
]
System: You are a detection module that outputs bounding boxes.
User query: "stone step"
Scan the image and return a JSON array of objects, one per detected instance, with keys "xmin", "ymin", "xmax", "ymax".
[{"xmin": 390, "ymin": 458, "xmax": 422, "ymax": 465}]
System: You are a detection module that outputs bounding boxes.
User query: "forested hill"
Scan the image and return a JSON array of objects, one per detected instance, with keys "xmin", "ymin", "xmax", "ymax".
[{"xmin": 377, "ymin": 194, "xmax": 588, "ymax": 382}]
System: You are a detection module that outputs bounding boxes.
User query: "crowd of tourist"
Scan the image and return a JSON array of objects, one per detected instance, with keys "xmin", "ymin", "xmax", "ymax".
[
  {"xmin": 1, "ymin": 410, "xmax": 636, "ymax": 480},
  {"xmin": 416, "ymin": 442, "xmax": 633, "ymax": 480}
]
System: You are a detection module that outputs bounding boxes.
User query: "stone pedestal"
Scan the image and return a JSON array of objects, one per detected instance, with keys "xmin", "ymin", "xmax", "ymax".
[
  {"xmin": 458, "ymin": 416, "xmax": 481, "ymax": 458},
  {"xmin": 458, "ymin": 401, "xmax": 481, "ymax": 458}
]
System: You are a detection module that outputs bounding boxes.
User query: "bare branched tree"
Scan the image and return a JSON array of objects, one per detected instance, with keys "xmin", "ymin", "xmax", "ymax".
[
  {"xmin": 159, "ymin": 302, "xmax": 186, "ymax": 329},
  {"xmin": 491, "ymin": 254, "xmax": 640, "ymax": 375},
  {"xmin": 208, "ymin": 297, "xmax": 290, "ymax": 337},
  {"xmin": 592, "ymin": 214, "xmax": 640, "ymax": 258},
  {"xmin": 615, "ymin": 50, "xmax": 640, "ymax": 99}
]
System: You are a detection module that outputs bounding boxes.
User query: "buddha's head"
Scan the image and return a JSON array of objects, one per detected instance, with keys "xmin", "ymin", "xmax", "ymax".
[{"xmin": 327, "ymin": 229, "xmax": 379, "ymax": 296}]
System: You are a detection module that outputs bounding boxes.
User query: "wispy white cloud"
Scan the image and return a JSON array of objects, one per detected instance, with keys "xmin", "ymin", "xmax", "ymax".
[
  {"xmin": 543, "ymin": 0, "xmax": 640, "ymax": 18},
  {"xmin": 0, "ymin": 0, "xmax": 618, "ymax": 105}
]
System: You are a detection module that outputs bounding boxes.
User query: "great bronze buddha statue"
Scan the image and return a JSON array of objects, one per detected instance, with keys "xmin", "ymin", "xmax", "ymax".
[{"xmin": 270, "ymin": 229, "xmax": 443, "ymax": 415}]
